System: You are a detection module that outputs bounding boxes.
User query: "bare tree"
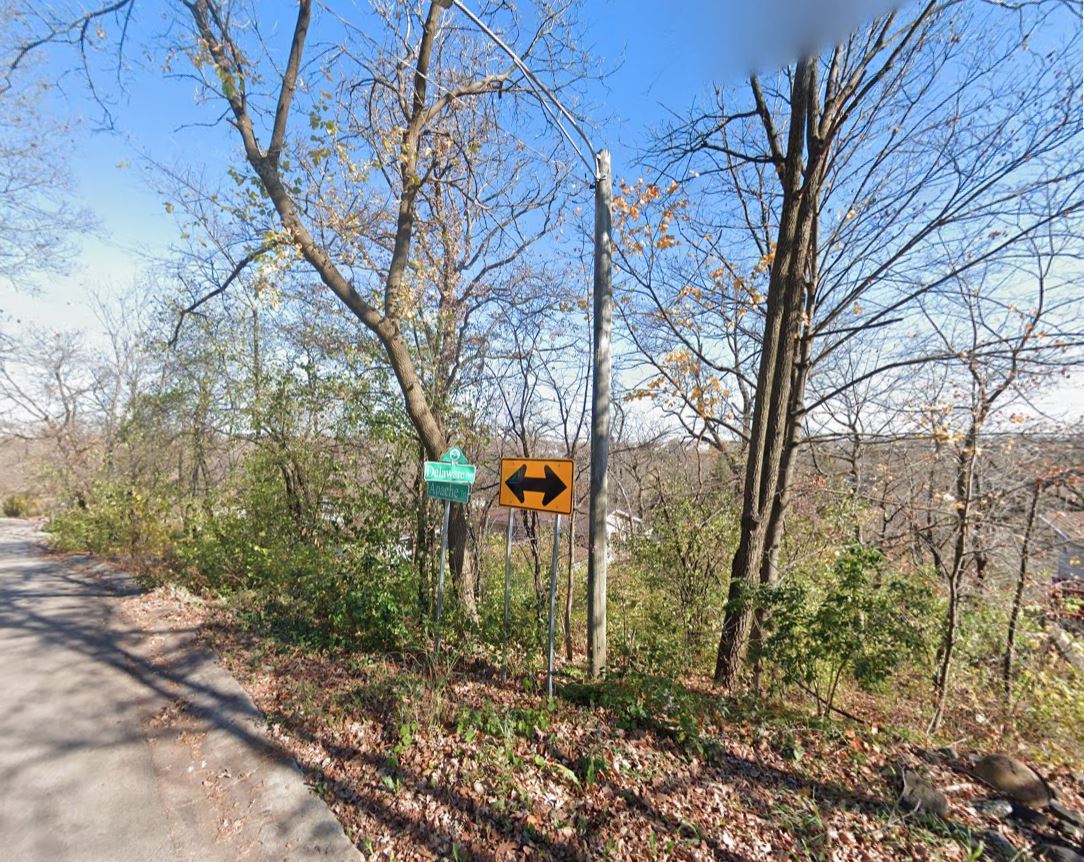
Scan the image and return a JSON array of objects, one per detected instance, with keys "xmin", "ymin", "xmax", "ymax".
[
  {"xmin": 0, "ymin": 11, "xmax": 91, "ymax": 288},
  {"xmin": 906, "ymin": 236, "xmax": 1083, "ymax": 729},
  {"xmin": 6, "ymin": 0, "xmax": 593, "ymax": 616},
  {"xmin": 0, "ymin": 296, "xmax": 154, "ymax": 504},
  {"xmin": 620, "ymin": 0, "xmax": 1084, "ymax": 686}
]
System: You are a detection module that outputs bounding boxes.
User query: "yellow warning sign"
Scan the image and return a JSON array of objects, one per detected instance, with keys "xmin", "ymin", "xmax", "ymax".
[{"xmin": 498, "ymin": 458, "xmax": 575, "ymax": 515}]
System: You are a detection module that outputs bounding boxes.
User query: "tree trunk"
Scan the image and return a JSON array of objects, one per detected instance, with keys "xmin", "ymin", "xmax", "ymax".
[
  {"xmin": 447, "ymin": 503, "xmax": 477, "ymax": 620},
  {"xmin": 748, "ymin": 357, "xmax": 808, "ymax": 691},
  {"xmin": 929, "ymin": 431, "xmax": 979, "ymax": 733},
  {"xmin": 1003, "ymin": 480, "xmax": 1040, "ymax": 694},
  {"xmin": 714, "ymin": 57, "xmax": 819, "ymax": 688},
  {"xmin": 929, "ymin": 561, "xmax": 960, "ymax": 732}
]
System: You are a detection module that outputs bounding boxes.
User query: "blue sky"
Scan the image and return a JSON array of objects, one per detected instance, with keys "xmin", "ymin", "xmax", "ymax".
[
  {"xmin": 3, "ymin": 0, "xmax": 1080, "ymax": 420},
  {"xmin": 2, "ymin": 0, "xmax": 904, "ymax": 328}
]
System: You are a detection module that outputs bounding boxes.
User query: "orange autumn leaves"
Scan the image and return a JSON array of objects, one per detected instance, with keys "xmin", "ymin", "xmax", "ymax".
[
  {"xmin": 629, "ymin": 347, "xmax": 734, "ymax": 421},
  {"xmin": 613, "ymin": 178, "xmax": 684, "ymax": 255},
  {"xmin": 615, "ymin": 177, "xmax": 772, "ymax": 426}
]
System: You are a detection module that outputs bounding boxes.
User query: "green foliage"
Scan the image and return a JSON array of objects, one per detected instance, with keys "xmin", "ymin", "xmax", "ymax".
[
  {"xmin": 1009, "ymin": 624, "xmax": 1084, "ymax": 756},
  {"xmin": 46, "ymin": 481, "xmax": 172, "ymax": 558},
  {"xmin": 2, "ymin": 493, "xmax": 37, "ymax": 517},
  {"xmin": 617, "ymin": 488, "xmax": 737, "ymax": 674},
  {"xmin": 453, "ymin": 700, "xmax": 554, "ymax": 744},
  {"xmin": 955, "ymin": 591, "xmax": 1015, "ymax": 681},
  {"xmin": 176, "ymin": 448, "xmax": 415, "ymax": 651},
  {"xmin": 470, "ymin": 524, "xmax": 555, "ymax": 666},
  {"xmin": 754, "ymin": 544, "xmax": 936, "ymax": 715},
  {"xmin": 561, "ymin": 671, "xmax": 719, "ymax": 756},
  {"xmin": 1017, "ymin": 665, "xmax": 1084, "ymax": 751},
  {"xmin": 576, "ymin": 749, "xmax": 609, "ymax": 787}
]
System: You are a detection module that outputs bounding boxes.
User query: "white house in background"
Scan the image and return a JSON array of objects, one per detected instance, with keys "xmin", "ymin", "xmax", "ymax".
[
  {"xmin": 1042, "ymin": 511, "xmax": 1084, "ymax": 582},
  {"xmin": 605, "ymin": 509, "xmax": 645, "ymax": 543}
]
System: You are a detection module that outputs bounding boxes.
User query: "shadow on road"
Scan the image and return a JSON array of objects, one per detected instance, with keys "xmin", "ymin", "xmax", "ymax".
[{"xmin": 0, "ymin": 522, "xmax": 358, "ymax": 861}]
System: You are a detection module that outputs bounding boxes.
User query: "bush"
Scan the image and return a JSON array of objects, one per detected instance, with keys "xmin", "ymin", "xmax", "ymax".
[
  {"xmin": 2, "ymin": 493, "xmax": 37, "ymax": 518},
  {"xmin": 754, "ymin": 544, "xmax": 936, "ymax": 716},
  {"xmin": 231, "ymin": 544, "xmax": 417, "ymax": 652},
  {"xmin": 1014, "ymin": 659, "xmax": 1084, "ymax": 754},
  {"xmin": 175, "ymin": 449, "xmax": 417, "ymax": 652},
  {"xmin": 618, "ymin": 490, "xmax": 737, "ymax": 674},
  {"xmin": 473, "ymin": 533, "xmax": 550, "ymax": 665},
  {"xmin": 46, "ymin": 482, "xmax": 172, "ymax": 557},
  {"xmin": 562, "ymin": 670, "xmax": 720, "ymax": 755}
]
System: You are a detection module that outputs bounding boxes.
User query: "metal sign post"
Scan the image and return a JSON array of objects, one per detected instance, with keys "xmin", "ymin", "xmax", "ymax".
[
  {"xmin": 425, "ymin": 447, "xmax": 474, "ymax": 667},
  {"xmin": 501, "ymin": 511, "xmax": 514, "ymax": 680},
  {"xmin": 546, "ymin": 513, "xmax": 563, "ymax": 698},
  {"xmin": 432, "ymin": 497, "xmax": 451, "ymax": 665},
  {"xmin": 495, "ymin": 456, "xmax": 574, "ymax": 696}
]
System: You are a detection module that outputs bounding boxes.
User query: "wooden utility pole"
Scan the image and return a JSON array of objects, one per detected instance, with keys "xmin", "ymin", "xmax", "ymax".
[
  {"xmin": 588, "ymin": 149, "xmax": 613, "ymax": 679},
  {"xmin": 444, "ymin": 0, "xmax": 613, "ymax": 679}
]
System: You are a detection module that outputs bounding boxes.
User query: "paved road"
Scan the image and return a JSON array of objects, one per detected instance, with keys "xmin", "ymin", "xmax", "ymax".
[{"xmin": 0, "ymin": 519, "xmax": 361, "ymax": 862}]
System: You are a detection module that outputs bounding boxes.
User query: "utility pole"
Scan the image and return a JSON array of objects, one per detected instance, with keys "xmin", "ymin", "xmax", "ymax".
[
  {"xmin": 442, "ymin": 0, "xmax": 612, "ymax": 678},
  {"xmin": 588, "ymin": 150, "xmax": 612, "ymax": 679}
]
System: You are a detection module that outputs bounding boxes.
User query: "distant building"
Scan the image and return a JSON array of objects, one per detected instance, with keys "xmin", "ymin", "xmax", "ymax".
[
  {"xmin": 1043, "ymin": 511, "xmax": 1084, "ymax": 582},
  {"xmin": 572, "ymin": 508, "xmax": 646, "ymax": 558},
  {"xmin": 602, "ymin": 509, "xmax": 645, "ymax": 544}
]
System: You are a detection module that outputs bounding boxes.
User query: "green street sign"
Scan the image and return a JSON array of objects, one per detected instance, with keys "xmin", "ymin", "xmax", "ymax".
[
  {"xmin": 424, "ymin": 461, "xmax": 476, "ymax": 483},
  {"xmin": 423, "ymin": 447, "xmax": 476, "ymax": 484},
  {"xmin": 427, "ymin": 480, "xmax": 471, "ymax": 504}
]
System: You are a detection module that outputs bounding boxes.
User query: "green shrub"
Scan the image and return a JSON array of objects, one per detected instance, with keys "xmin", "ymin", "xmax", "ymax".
[
  {"xmin": 561, "ymin": 671, "xmax": 719, "ymax": 755},
  {"xmin": 453, "ymin": 700, "xmax": 554, "ymax": 743},
  {"xmin": 252, "ymin": 543, "xmax": 416, "ymax": 652},
  {"xmin": 1013, "ymin": 660, "xmax": 1084, "ymax": 753},
  {"xmin": 754, "ymin": 544, "xmax": 936, "ymax": 716},
  {"xmin": 617, "ymin": 490, "xmax": 737, "ymax": 675},
  {"xmin": 175, "ymin": 449, "xmax": 417, "ymax": 652},
  {"xmin": 2, "ymin": 493, "xmax": 36, "ymax": 517},
  {"xmin": 473, "ymin": 536, "xmax": 549, "ymax": 665},
  {"xmin": 46, "ymin": 482, "xmax": 172, "ymax": 557}
]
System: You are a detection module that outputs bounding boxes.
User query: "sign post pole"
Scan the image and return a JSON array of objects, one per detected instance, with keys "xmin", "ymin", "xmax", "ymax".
[
  {"xmin": 501, "ymin": 511, "xmax": 514, "ymax": 680},
  {"xmin": 423, "ymin": 446, "xmax": 475, "ymax": 668},
  {"xmin": 546, "ymin": 513, "xmax": 563, "ymax": 699},
  {"xmin": 495, "ymin": 456, "xmax": 574, "ymax": 696},
  {"xmin": 432, "ymin": 497, "xmax": 452, "ymax": 665}
]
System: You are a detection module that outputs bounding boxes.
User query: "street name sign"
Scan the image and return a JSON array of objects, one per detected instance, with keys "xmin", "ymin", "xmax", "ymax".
[
  {"xmin": 427, "ymin": 480, "xmax": 471, "ymax": 504},
  {"xmin": 423, "ymin": 447, "xmax": 477, "ymax": 485},
  {"xmin": 426, "ymin": 446, "xmax": 474, "ymax": 666},
  {"xmin": 423, "ymin": 460, "xmax": 476, "ymax": 483},
  {"xmin": 498, "ymin": 458, "xmax": 575, "ymax": 515}
]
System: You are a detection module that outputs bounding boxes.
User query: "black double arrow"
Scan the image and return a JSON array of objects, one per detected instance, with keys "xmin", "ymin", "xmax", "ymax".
[{"xmin": 504, "ymin": 464, "xmax": 567, "ymax": 506}]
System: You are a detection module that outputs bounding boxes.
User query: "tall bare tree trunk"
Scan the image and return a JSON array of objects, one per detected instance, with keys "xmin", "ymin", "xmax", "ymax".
[
  {"xmin": 715, "ymin": 57, "xmax": 820, "ymax": 687},
  {"xmin": 749, "ymin": 352, "xmax": 810, "ymax": 690},
  {"xmin": 929, "ymin": 429, "xmax": 979, "ymax": 732},
  {"xmin": 1003, "ymin": 479, "xmax": 1041, "ymax": 694}
]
